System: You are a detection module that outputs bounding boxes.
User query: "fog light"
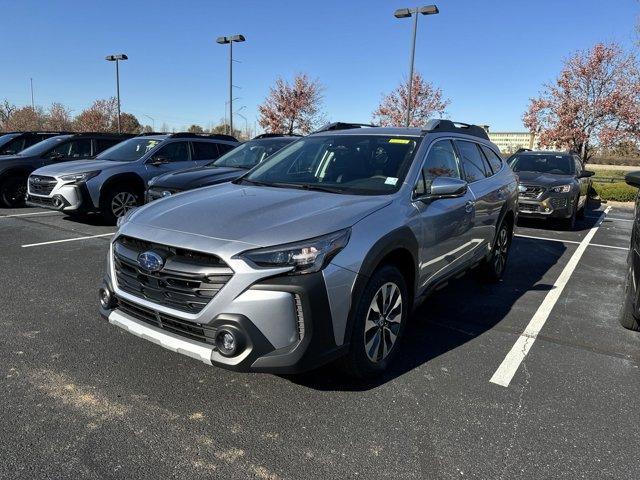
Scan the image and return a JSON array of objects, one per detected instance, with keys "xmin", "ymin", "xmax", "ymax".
[
  {"xmin": 215, "ymin": 329, "xmax": 238, "ymax": 357},
  {"xmin": 99, "ymin": 286, "xmax": 116, "ymax": 309}
]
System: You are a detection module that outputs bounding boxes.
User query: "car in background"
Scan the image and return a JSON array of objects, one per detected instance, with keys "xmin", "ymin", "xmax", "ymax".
[
  {"xmin": 0, "ymin": 132, "xmax": 130, "ymax": 207},
  {"xmin": 99, "ymin": 120, "xmax": 518, "ymax": 378},
  {"xmin": 146, "ymin": 134, "xmax": 299, "ymax": 202},
  {"xmin": 0, "ymin": 131, "xmax": 69, "ymax": 156},
  {"xmin": 619, "ymin": 171, "xmax": 640, "ymax": 332},
  {"xmin": 27, "ymin": 133, "xmax": 239, "ymax": 224},
  {"xmin": 508, "ymin": 150, "xmax": 594, "ymax": 229}
]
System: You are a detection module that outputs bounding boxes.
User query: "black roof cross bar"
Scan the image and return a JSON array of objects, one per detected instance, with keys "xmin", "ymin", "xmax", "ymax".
[
  {"xmin": 312, "ymin": 122, "xmax": 378, "ymax": 134},
  {"xmin": 423, "ymin": 119, "xmax": 489, "ymax": 140}
]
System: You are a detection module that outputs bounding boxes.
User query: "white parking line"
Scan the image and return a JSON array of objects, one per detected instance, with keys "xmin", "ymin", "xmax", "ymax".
[
  {"xmin": 21, "ymin": 233, "xmax": 114, "ymax": 248},
  {"xmin": 514, "ymin": 233, "xmax": 627, "ymax": 250},
  {"xmin": 586, "ymin": 215, "xmax": 633, "ymax": 222},
  {"xmin": 0, "ymin": 211, "xmax": 59, "ymax": 219},
  {"xmin": 490, "ymin": 206, "xmax": 611, "ymax": 388}
]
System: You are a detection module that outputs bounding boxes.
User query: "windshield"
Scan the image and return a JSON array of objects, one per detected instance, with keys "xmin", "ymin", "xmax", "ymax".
[
  {"xmin": 239, "ymin": 134, "xmax": 420, "ymax": 195},
  {"xmin": 16, "ymin": 135, "xmax": 71, "ymax": 156},
  {"xmin": 212, "ymin": 139, "xmax": 292, "ymax": 169},
  {"xmin": 0, "ymin": 133, "xmax": 19, "ymax": 147},
  {"xmin": 509, "ymin": 154, "xmax": 574, "ymax": 175},
  {"xmin": 97, "ymin": 137, "xmax": 162, "ymax": 161}
]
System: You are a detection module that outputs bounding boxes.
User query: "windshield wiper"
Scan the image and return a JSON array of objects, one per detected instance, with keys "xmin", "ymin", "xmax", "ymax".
[
  {"xmin": 235, "ymin": 178, "xmax": 278, "ymax": 187},
  {"xmin": 273, "ymin": 183, "xmax": 346, "ymax": 194}
]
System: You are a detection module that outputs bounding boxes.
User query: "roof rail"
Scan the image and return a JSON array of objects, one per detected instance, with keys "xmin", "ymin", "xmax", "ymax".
[
  {"xmin": 137, "ymin": 132, "xmax": 169, "ymax": 136},
  {"xmin": 423, "ymin": 119, "xmax": 489, "ymax": 140},
  {"xmin": 312, "ymin": 122, "xmax": 378, "ymax": 134},
  {"xmin": 252, "ymin": 133, "xmax": 302, "ymax": 139},
  {"xmin": 71, "ymin": 132, "xmax": 135, "ymax": 137},
  {"xmin": 168, "ymin": 132, "xmax": 239, "ymax": 142}
]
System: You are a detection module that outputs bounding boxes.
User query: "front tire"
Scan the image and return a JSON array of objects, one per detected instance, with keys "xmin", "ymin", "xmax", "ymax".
[
  {"xmin": 0, "ymin": 175, "xmax": 27, "ymax": 208},
  {"xmin": 340, "ymin": 265, "xmax": 409, "ymax": 379},
  {"xmin": 100, "ymin": 187, "xmax": 140, "ymax": 225},
  {"xmin": 620, "ymin": 267, "xmax": 640, "ymax": 331}
]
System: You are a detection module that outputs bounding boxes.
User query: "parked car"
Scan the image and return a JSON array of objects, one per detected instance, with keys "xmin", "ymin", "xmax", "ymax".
[
  {"xmin": 146, "ymin": 134, "xmax": 299, "ymax": 202},
  {"xmin": 0, "ymin": 132, "xmax": 130, "ymax": 207},
  {"xmin": 508, "ymin": 150, "xmax": 594, "ymax": 229},
  {"xmin": 619, "ymin": 171, "xmax": 640, "ymax": 332},
  {"xmin": 0, "ymin": 131, "xmax": 69, "ymax": 156},
  {"xmin": 98, "ymin": 120, "xmax": 518, "ymax": 378},
  {"xmin": 26, "ymin": 132, "xmax": 239, "ymax": 223}
]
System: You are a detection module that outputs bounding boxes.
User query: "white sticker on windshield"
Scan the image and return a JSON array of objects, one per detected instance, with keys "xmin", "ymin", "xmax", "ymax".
[{"xmin": 385, "ymin": 177, "xmax": 398, "ymax": 185}]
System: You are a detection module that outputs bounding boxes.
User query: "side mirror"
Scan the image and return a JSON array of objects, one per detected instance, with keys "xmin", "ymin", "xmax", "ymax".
[
  {"xmin": 415, "ymin": 177, "xmax": 468, "ymax": 202},
  {"xmin": 625, "ymin": 171, "xmax": 640, "ymax": 188},
  {"xmin": 579, "ymin": 170, "xmax": 594, "ymax": 178},
  {"xmin": 149, "ymin": 156, "xmax": 169, "ymax": 166}
]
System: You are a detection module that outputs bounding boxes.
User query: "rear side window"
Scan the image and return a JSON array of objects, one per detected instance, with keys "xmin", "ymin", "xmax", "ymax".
[
  {"xmin": 192, "ymin": 141, "xmax": 220, "ymax": 160},
  {"xmin": 49, "ymin": 139, "xmax": 92, "ymax": 158},
  {"xmin": 217, "ymin": 143, "xmax": 236, "ymax": 155},
  {"xmin": 480, "ymin": 145, "xmax": 503, "ymax": 173},
  {"xmin": 456, "ymin": 140, "xmax": 488, "ymax": 182},
  {"xmin": 0, "ymin": 138, "xmax": 25, "ymax": 155},
  {"xmin": 95, "ymin": 138, "xmax": 121, "ymax": 154},
  {"xmin": 153, "ymin": 141, "xmax": 190, "ymax": 162}
]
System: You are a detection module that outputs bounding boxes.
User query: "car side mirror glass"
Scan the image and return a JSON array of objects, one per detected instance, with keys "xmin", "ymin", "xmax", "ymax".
[
  {"xmin": 579, "ymin": 170, "xmax": 594, "ymax": 178},
  {"xmin": 625, "ymin": 171, "xmax": 640, "ymax": 188},
  {"xmin": 416, "ymin": 177, "xmax": 468, "ymax": 202}
]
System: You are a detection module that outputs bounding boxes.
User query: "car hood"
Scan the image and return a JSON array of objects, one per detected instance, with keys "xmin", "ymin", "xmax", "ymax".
[
  {"xmin": 516, "ymin": 171, "xmax": 575, "ymax": 187},
  {"xmin": 128, "ymin": 182, "xmax": 392, "ymax": 247},
  {"xmin": 151, "ymin": 166, "xmax": 245, "ymax": 190},
  {"xmin": 33, "ymin": 159, "xmax": 121, "ymax": 176}
]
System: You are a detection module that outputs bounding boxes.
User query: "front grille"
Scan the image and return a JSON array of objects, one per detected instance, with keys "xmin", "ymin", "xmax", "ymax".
[
  {"xmin": 29, "ymin": 175, "xmax": 57, "ymax": 195},
  {"xmin": 519, "ymin": 203, "xmax": 539, "ymax": 213},
  {"xmin": 117, "ymin": 297, "xmax": 217, "ymax": 345},
  {"xmin": 520, "ymin": 185, "xmax": 545, "ymax": 199},
  {"xmin": 27, "ymin": 195, "xmax": 56, "ymax": 207},
  {"xmin": 146, "ymin": 188, "xmax": 182, "ymax": 202},
  {"xmin": 113, "ymin": 235, "xmax": 233, "ymax": 313},
  {"xmin": 551, "ymin": 197, "xmax": 568, "ymax": 209}
]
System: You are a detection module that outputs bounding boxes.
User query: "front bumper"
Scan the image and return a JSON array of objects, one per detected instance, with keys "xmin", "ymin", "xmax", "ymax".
[
  {"xmin": 99, "ymin": 270, "xmax": 350, "ymax": 374},
  {"xmin": 517, "ymin": 195, "xmax": 574, "ymax": 219},
  {"xmin": 27, "ymin": 180, "xmax": 95, "ymax": 213}
]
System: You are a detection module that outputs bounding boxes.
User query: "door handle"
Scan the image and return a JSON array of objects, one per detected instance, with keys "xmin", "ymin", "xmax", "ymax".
[{"xmin": 465, "ymin": 200, "xmax": 475, "ymax": 213}]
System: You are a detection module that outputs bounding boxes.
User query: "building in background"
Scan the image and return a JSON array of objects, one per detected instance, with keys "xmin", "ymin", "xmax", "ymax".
[{"xmin": 485, "ymin": 129, "xmax": 538, "ymax": 154}]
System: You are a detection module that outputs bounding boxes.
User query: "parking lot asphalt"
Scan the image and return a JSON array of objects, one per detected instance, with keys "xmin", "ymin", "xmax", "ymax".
[{"xmin": 1, "ymin": 204, "xmax": 639, "ymax": 480}]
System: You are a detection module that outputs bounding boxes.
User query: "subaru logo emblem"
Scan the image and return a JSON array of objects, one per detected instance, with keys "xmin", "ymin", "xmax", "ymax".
[
  {"xmin": 32, "ymin": 177, "xmax": 41, "ymax": 183},
  {"xmin": 137, "ymin": 251, "xmax": 164, "ymax": 272}
]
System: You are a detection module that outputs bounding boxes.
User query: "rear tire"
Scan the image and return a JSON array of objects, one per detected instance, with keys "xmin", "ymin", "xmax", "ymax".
[
  {"xmin": 620, "ymin": 267, "xmax": 640, "ymax": 331},
  {"xmin": 479, "ymin": 219, "xmax": 512, "ymax": 283},
  {"xmin": 0, "ymin": 175, "xmax": 27, "ymax": 208},
  {"xmin": 340, "ymin": 265, "xmax": 409, "ymax": 379},
  {"xmin": 100, "ymin": 186, "xmax": 140, "ymax": 225}
]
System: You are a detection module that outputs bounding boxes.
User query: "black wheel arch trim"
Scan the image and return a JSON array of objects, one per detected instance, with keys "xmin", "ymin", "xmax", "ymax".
[{"xmin": 99, "ymin": 173, "xmax": 146, "ymax": 205}]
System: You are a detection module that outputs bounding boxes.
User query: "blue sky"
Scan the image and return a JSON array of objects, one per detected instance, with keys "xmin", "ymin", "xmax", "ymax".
[{"xmin": 2, "ymin": 0, "xmax": 638, "ymax": 132}]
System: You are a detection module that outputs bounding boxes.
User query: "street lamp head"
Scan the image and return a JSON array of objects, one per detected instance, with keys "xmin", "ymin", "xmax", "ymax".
[
  {"xmin": 216, "ymin": 34, "xmax": 246, "ymax": 44},
  {"xmin": 419, "ymin": 5, "xmax": 439, "ymax": 15},
  {"xmin": 105, "ymin": 54, "xmax": 128, "ymax": 61},
  {"xmin": 394, "ymin": 8, "xmax": 412, "ymax": 18}
]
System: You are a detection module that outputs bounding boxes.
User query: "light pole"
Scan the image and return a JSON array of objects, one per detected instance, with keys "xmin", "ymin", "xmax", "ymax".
[
  {"xmin": 143, "ymin": 114, "xmax": 155, "ymax": 131},
  {"xmin": 105, "ymin": 54, "xmax": 128, "ymax": 133},
  {"xmin": 216, "ymin": 35, "xmax": 245, "ymax": 136},
  {"xmin": 394, "ymin": 5, "xmax": 439, "ymax": 127}
]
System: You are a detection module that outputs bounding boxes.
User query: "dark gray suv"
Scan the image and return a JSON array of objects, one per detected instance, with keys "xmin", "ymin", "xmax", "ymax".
[{"xmin": 99, "ymin": 120, "xmax": 518, "ymax": 378}]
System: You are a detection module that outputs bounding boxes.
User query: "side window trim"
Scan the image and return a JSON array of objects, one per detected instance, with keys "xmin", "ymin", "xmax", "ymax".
[{"xmin": 453, "ymin": 139, "xmax": 486, "ymax": 183}]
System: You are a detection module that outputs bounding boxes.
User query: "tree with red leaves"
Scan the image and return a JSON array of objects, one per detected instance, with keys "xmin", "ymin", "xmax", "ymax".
[
  {"xmin": 523, "ymin": 43, "xmax": 640, "ymax": 163},
  {"xmin": 372, "ymin": 72, "xmax": 449, "ymax": 128},
  {"xmin": 258, "ymin": 74, "xmax": 323, "ymax": 135}
]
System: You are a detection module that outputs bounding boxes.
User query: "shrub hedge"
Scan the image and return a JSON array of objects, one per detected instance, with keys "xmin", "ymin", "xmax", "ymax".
[{"xmin": 593, "ymin": 182, "xmax": 637, "ymax": 202}]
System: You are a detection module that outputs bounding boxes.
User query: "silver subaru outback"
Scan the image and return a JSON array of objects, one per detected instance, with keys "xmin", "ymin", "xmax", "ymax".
[{"xmin": 99, "ymin": 120, "xmax": 518, "ymax": 378}]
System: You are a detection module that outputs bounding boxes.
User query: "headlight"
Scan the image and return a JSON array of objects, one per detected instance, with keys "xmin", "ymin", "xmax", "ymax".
[
  {"xmin": 238, "ymin": 229, "xmax": 351, "ymax": 275},
  {"xmin": 59, "ymin": 171, "xmax": 101, "ymax": 184},
  {"xmin": 550, "ymin": 184, "xmax": 571, "ymax": 193}
]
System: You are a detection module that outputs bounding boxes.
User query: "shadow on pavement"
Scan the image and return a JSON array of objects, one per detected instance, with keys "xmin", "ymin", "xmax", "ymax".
[{"xmin": 290, "ymin": 237, "xmax": 568, "ymax": 392}]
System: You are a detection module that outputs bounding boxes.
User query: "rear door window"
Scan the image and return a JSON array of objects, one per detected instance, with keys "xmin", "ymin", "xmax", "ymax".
[
  {"xmin": 480, "ymin": 145, "xmax": 503, "ymax": 174},
  {"xmin": 455, "ymin": 140, "xmax": 488, "ymax": 182},
  {"xmin": 153, "ymin": 141, "xmax": 190, "ymax": 162},
  {"xmin": 192, "ymin": 141, "xmax": 220, "ymax": 160}
]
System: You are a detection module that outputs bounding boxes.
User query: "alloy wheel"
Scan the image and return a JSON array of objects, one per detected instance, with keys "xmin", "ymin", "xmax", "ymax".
[
  {"xmin": 493, "ymin": 226, "xmax": 509, "ymax": 275},
  {"xmin": 111, "ymin": 192, "xmax": 137, "ymax": 218},
  {"xmin": 364, "ymin": 282, "xmax": 403, "ymax": 363}
]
